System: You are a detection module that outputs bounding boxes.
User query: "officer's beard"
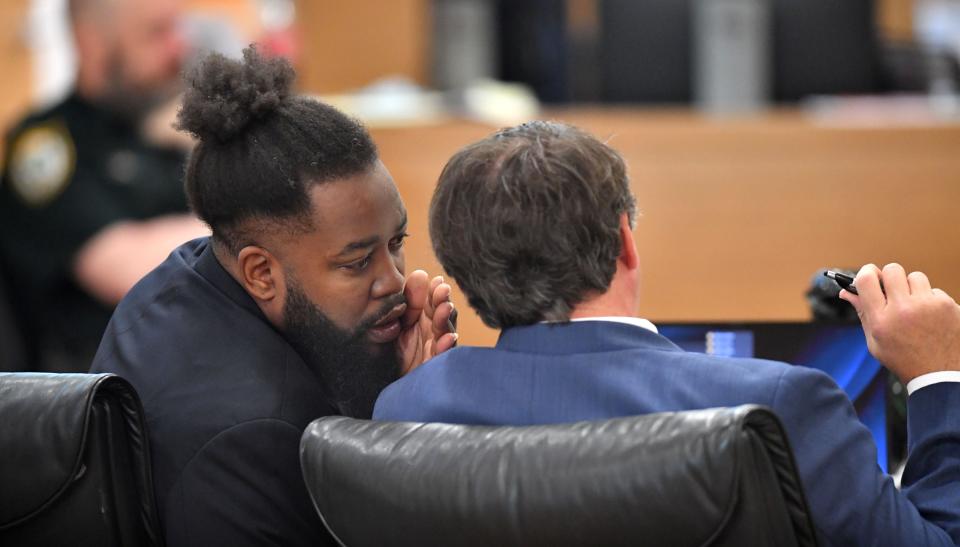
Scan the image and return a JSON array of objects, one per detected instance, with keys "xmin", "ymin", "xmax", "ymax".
[
  {"xmin": 95, "ymin": 50, "xmax": 182, "ymax": 124},
  {"xmin": 281, "ymin": 279, "xmax": 402, "ymax": 419}
]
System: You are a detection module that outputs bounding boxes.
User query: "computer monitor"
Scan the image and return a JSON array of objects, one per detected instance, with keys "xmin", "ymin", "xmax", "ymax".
[{"xmin": 657, "ymin": 321, "xmax": 904, "ymax": 473}]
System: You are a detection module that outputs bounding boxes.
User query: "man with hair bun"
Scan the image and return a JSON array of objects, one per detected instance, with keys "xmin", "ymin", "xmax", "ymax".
[
  {"xmin": 92, "ymin": 48, "xmax": 457, "ymax": 545},
  {"xmin": 375, "ymin": 121, "xmax": 960, "ymax": 546}
]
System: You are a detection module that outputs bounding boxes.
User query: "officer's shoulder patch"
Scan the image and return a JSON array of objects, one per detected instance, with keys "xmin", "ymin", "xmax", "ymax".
[{"xmin": 7, "ymin": 120, "xmax": 76, "ymax": 207}]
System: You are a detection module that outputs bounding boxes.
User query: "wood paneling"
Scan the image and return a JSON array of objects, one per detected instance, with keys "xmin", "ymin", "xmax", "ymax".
[
  {"xmin": 294, "ymin": 0, "xmax": 430, "ymax": 94},
  {"xmin": 372, "ymin": 109, "xmax": 960, "ymax": 347},
  {"xmin": 878, "ymin": 0, "xmax": 914, "ymax": 41},
  {"xmin": 0, "ymin": 0, "xmax": 33, "ymax": 154}
]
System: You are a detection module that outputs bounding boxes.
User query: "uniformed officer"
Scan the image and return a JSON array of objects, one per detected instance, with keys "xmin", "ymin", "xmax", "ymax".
[{"xmin": 0, "ymin": 0, "xmax": 207, "ymax": 371}]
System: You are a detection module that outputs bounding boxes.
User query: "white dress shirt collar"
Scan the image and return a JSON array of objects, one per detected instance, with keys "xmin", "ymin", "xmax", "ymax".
[{"xmin": 567, "ymin": 316, "xmax": 658, "ymax": 334}]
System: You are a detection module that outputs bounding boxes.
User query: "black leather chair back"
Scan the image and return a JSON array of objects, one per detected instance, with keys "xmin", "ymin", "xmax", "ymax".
[
  {"xmin": 0, "ymin": 373, "xmax": 163, "ymax": 546},
  {"xmin": 300, "ymin": 405, "xmax": 818, "ymax": 547}
]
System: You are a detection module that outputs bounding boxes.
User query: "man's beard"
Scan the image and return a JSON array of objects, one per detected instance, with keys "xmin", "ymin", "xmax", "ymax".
[
  {"xmin": 282, "ymin": 280, "xmax": 403, "ymax": 418},
  {"xmin": 94, "ymin": 51, "xmax": 181, "ymax": 124}
]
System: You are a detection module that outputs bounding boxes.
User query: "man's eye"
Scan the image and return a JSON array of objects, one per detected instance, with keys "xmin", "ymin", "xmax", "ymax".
[
  {"xmin": 389, "ymin": 233, "xmax": 409, "ymax": 251},
  {"xmin": 344, "ymin": 255, "xmax": 372, "ymax": 271}
]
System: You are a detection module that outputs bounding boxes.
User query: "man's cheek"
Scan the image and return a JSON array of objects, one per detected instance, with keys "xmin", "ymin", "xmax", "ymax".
[
  {"xmin": 316, "ymin": 288, "xmax": 365, "ymax": 325},
  {"xmin": 310, "ymin": 302, "xmax": 354, "ymax": 334}
]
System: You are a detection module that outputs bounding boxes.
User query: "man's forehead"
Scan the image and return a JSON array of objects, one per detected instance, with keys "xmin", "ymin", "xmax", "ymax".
[
  {"xmin": 307, "ymin": 169, "xmax": 406, "ymax": 244},
  {"xmin": 309, "ymin": 165, "xmax": 400, "ymax": 211}
]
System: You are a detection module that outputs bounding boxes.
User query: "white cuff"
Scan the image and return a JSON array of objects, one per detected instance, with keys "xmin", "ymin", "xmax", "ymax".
[{"xmin": 906, "ymin": 371, "xmax": 960, "ymax": 396}]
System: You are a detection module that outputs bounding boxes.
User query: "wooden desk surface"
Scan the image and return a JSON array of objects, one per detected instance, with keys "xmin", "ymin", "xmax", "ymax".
[{"xmin": 371, "ymin": 108, "xmax": 960, "ymax": 348}]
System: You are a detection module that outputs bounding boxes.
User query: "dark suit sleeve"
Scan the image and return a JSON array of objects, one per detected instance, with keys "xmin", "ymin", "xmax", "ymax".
[
  {"xmin": 163, "ymin": 419, "xmax": 333, "ymax": 547},
  {"xmin": 772, "ymin": 366, "xmax": 957, "ymax": 546},
  {"xmin": 901, "ymin": 381, "xmax": 960, "ymax": 542}
]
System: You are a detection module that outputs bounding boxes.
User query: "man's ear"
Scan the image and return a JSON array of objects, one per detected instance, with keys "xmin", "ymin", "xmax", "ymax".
[
  {"xmin": 236, "ymin": 245, "xmax": 283, "ymax": 304},
  {"xmin": 618, "ymin": 213, "xmax": 639, "ymax": 271}
]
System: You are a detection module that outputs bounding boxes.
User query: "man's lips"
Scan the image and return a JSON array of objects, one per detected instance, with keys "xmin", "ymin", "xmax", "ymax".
[{"xmin": 367, "ymin": 303, "xmax": 407, "ymax": 344}]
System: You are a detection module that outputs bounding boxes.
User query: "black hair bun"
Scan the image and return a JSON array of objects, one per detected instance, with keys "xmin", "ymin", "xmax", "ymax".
[{"xmin": 176, "ymin": 46, "xmax": 295, "ymax": 143}]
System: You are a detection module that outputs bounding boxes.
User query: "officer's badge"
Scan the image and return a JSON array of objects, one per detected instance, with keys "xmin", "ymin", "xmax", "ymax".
[{"xmin": 7, "ymin": 122, "xmax": 76, "ymax": 207}]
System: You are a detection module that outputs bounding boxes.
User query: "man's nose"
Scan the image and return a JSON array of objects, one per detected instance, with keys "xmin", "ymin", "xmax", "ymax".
[{"xmin": 371, "ymin": 252, "xmax": 405, "ymax": 299}]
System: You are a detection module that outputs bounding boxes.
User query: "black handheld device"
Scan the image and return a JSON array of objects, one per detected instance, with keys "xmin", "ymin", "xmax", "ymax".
[{"xmin": 824, "ymin": 270, "xmax": 859, "ymax": 295}]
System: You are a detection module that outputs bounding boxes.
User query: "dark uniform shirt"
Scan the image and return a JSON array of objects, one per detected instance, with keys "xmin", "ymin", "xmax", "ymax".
[
  {"xmin": 0, "ymin": 93, "xmax": 189, "ymax": 371},
  {"xmin": 91, "ymin": 237, "xmax": 335, "ymax": 546}
]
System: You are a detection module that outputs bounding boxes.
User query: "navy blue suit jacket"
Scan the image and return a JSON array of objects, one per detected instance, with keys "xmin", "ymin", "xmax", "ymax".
[
  {"xmin": 375, "ymin": 321, "xmax": 960, "ymax": 546},
  {"xmin": 92, "ymin": 239, "xmax": 334, "ymax": 546}
]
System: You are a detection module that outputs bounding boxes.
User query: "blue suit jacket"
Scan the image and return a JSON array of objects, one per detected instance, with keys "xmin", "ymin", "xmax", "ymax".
[{"xmin": 374, "ymin": 321, "xmax": 960, "ymax": 546}]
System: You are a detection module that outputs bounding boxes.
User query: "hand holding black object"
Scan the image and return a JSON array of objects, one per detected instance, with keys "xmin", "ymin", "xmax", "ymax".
[{"xmin": 840, "ymin": 263, "xmax": 960, "ymax": 384}]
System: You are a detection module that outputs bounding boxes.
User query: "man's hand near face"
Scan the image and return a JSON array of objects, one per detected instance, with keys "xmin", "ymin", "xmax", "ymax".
[
  {"xmin": 398, "ymin": 270, "xmax": 458, "ymax": 374},
  {"xmin": 841, "ymin": 263, "xmax": 960, "ymax": 385}
]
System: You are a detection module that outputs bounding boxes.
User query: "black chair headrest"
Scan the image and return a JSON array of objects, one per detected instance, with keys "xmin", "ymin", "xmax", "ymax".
[
  {"xmin": 0, "ymin": 373, "xmax": 140, "ymax": 527},
  {"xmin": 300, "ymin": 405, "xmax": 818, "ymax": 547}
]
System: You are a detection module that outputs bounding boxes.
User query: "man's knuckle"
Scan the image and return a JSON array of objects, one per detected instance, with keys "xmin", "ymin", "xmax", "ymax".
[{"xmin": 936, "ymin": 296, "xmax": 957, "ymax": 313}]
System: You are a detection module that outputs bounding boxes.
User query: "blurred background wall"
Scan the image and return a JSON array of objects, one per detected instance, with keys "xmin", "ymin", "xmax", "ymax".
[
  {"xmin": 296, "ymin": 0, "xmax": 431, "ymax": 94},
  {"xmin": 2, "ymin": 0, "xmax": 954, "ymax": 129},
  {"xmin": 0, "ymin": 0, "xmax": 938, "ymax": 120},
  {"xmin": 1, "ymin": 0, "xmax": 958, "ymax": 354}
]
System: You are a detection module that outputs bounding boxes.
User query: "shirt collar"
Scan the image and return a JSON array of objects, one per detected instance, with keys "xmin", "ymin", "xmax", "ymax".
[{"xmin": 567, "ymin": 316, "xmax": 658, "ymax": 334}]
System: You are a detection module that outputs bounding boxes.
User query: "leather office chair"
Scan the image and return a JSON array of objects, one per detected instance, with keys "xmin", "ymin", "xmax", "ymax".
[
  {"xmin": 0, "ymin": 373, "xmax": 163, "ymax": 546},
  {"xmin": 300, "ymin": 405, "xmax": 818, "ymax": 547}
]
